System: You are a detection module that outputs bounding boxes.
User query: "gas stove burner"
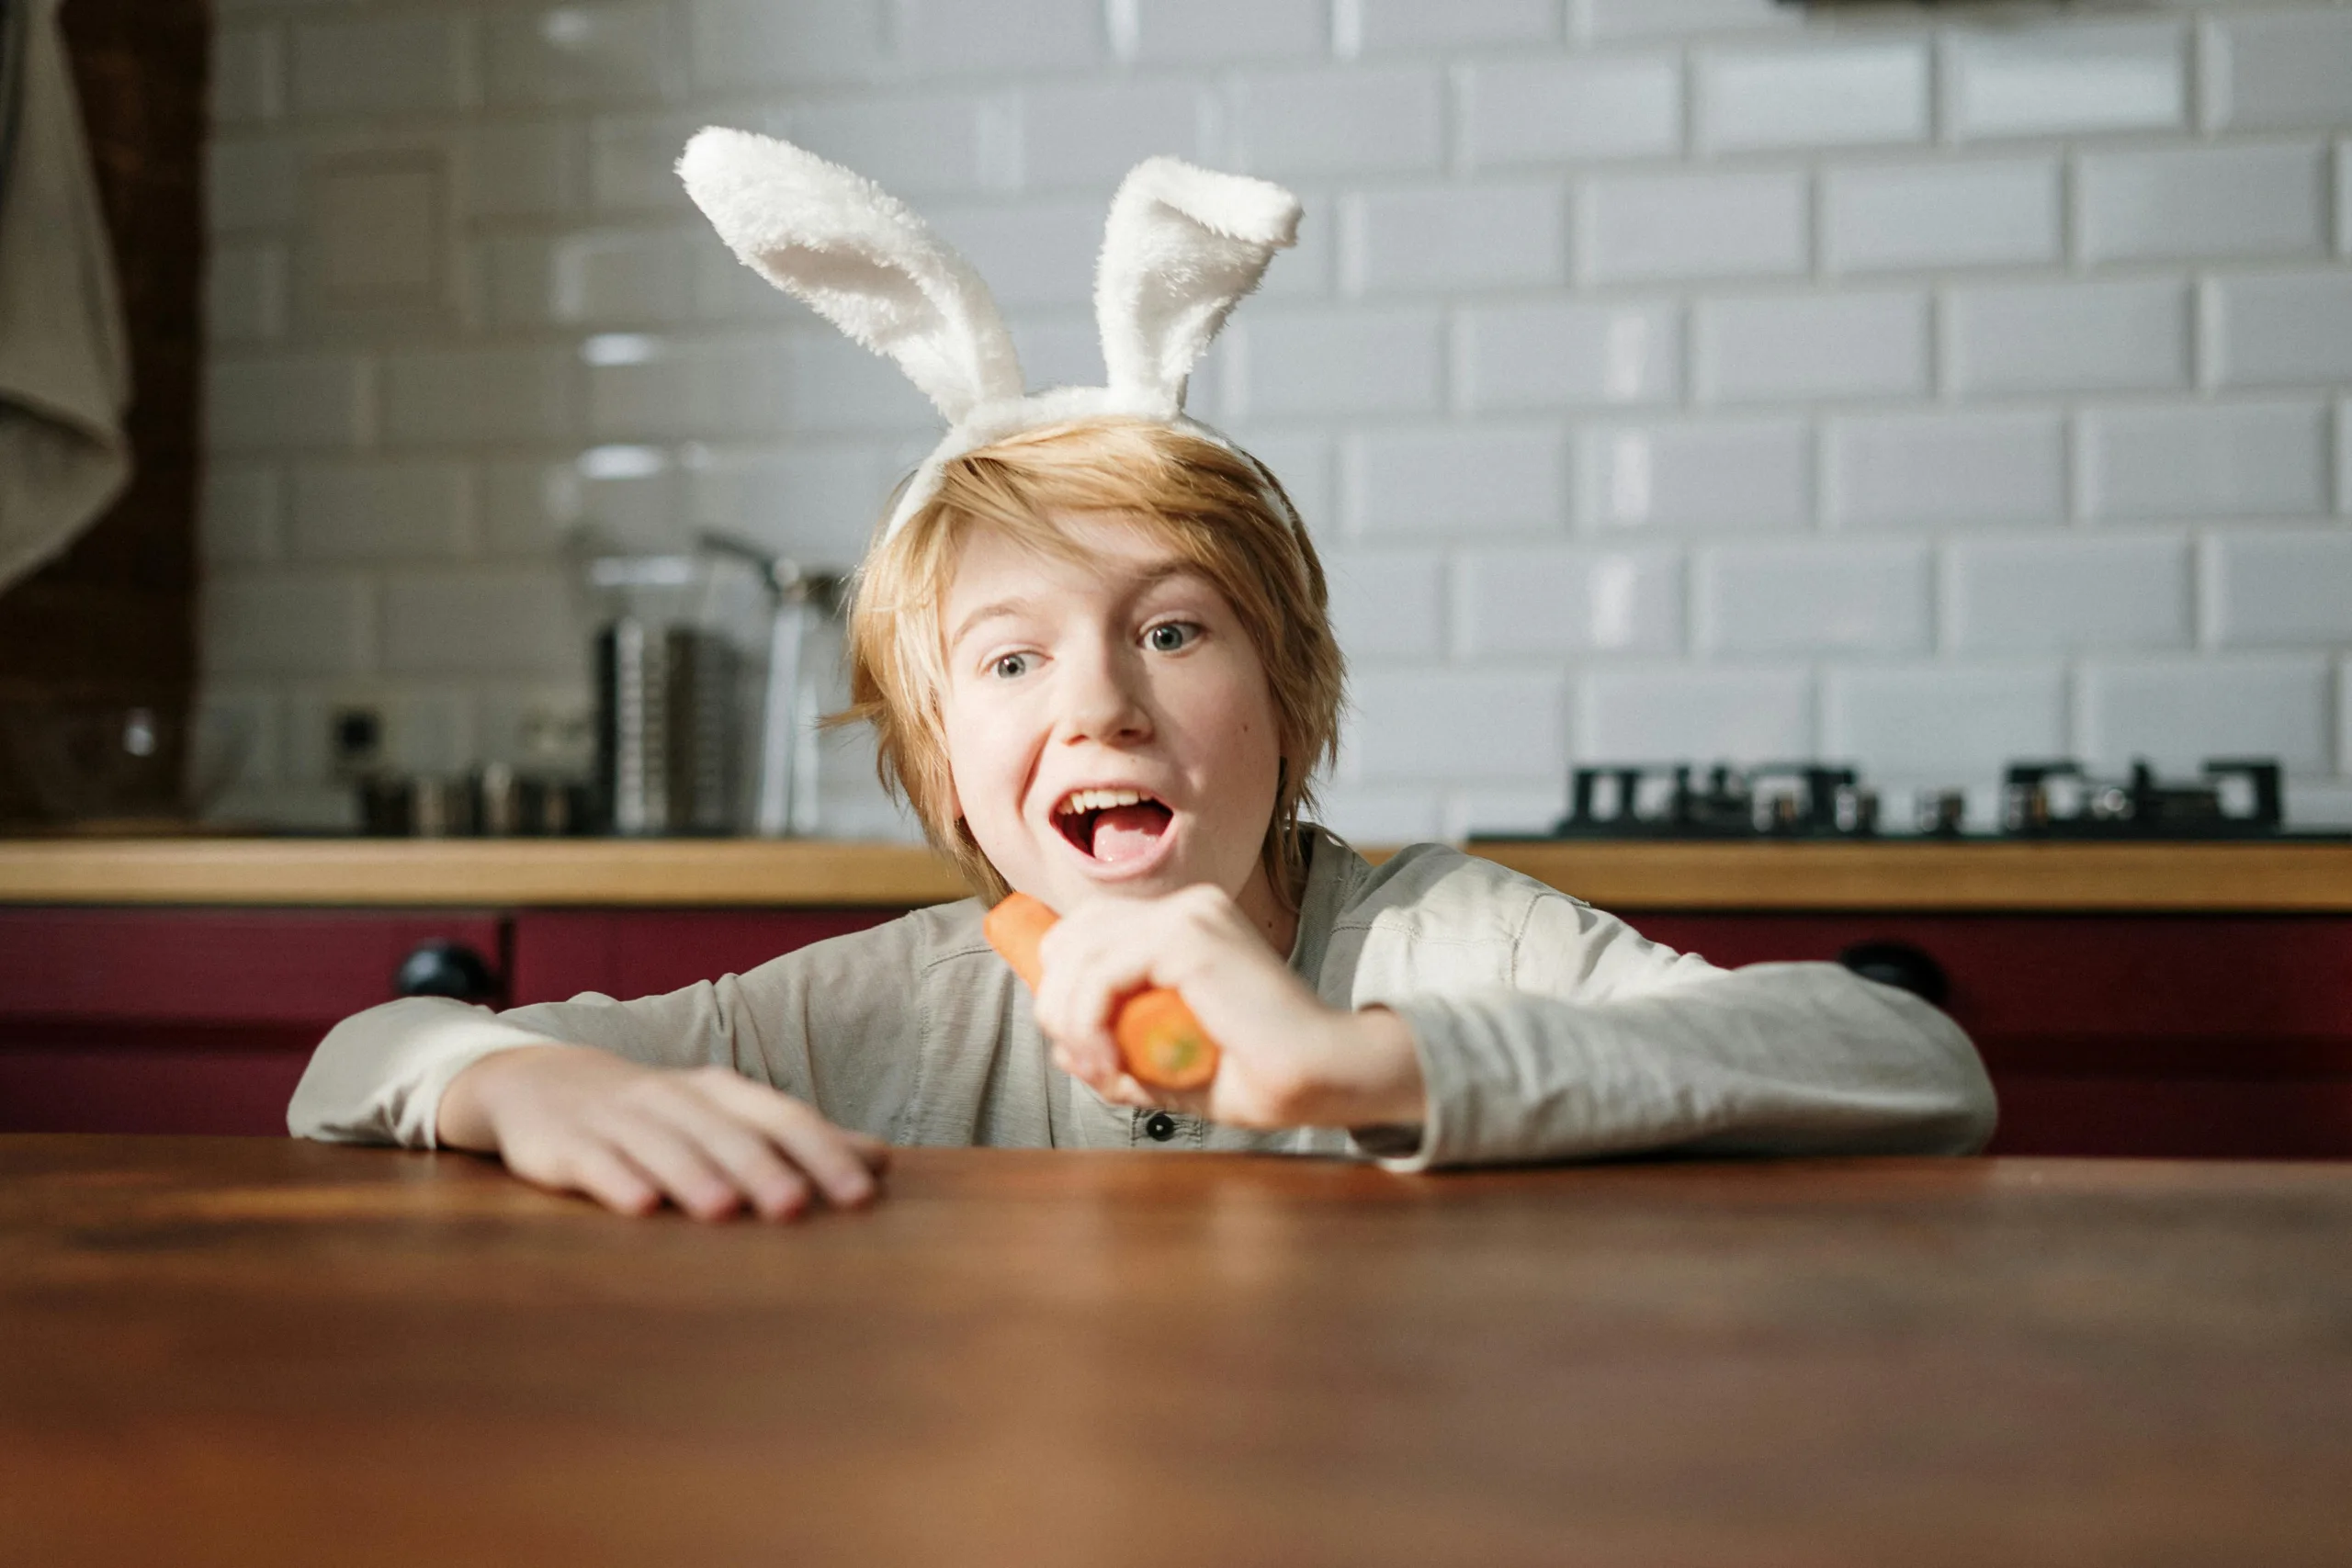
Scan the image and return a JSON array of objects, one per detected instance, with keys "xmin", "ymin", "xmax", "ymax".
[
  {"xmin": 1541, "ymin": 758, "xmax": 2292, "ymax": 841},
  {"xmin": 2002, "ymin": 759, "xmax": 2281, "ymax": 839},
  {"xmin": 1561, "ymin": 763, "xmax": 1879, "ymax": 840}
]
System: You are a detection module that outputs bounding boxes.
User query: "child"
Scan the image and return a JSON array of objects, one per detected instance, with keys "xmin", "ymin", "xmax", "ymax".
[{"xmin": 289, "ymin": 135, "xmax": 1995, "ymax": 1219}]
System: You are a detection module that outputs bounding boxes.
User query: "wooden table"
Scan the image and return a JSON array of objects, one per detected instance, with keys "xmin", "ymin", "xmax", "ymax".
[{"xmin": 4, "ymin": 1139, "xmax": 2349, "ymax": 1567}]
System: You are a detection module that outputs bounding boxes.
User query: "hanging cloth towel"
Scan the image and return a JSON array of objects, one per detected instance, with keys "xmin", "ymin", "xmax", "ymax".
[{"xmin": 0, "ymin": 0, "xmax": 130, "ymax": 594}]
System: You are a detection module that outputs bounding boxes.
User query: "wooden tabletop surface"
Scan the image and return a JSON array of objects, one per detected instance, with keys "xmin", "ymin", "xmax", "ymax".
[
  {"xmin": 4, "ymin": 1138, "xmax": 2348, "ymax": 1566},
  {"xmin": 3, "ymin": 834, "xmax": 2351, "ymax": 910}
]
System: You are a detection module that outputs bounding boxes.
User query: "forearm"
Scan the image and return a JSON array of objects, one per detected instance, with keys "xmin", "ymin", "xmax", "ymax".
[{"xmin": 1364, "ymin": 964, "xmax": 1996, "ymax": 1171}]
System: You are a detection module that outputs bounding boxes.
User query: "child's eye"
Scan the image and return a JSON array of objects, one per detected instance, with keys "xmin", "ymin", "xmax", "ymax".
[
  {"xmin": 1144, "ymin": 622, "xmax": 1199, "ymax": 654},
  {"xmin": 990, "ymin": 652, "xmax": 1034, "ymax": 680}
]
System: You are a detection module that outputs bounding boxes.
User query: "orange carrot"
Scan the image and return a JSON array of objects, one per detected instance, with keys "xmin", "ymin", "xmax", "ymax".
[{"xmin": 983, "ymin": 892, "xmax": 1222, "ymax": 1090}]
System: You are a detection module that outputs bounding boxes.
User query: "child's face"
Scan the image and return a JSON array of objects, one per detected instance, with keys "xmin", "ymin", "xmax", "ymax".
[{"xmin": 938, "ymin": 516, "xmax": 1283, "ymax": 915}]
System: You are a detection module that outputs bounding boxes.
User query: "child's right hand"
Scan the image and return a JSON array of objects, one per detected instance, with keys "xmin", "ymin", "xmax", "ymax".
[{"xmin": 435, "ymin": 1045, "xmax": 888, "ymax": 1221}]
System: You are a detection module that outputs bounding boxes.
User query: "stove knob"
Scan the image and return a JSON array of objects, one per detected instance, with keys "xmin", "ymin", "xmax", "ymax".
[{"xmin": 1838, "ymin": 941, "xmax": 1949, "ymax": 1008}]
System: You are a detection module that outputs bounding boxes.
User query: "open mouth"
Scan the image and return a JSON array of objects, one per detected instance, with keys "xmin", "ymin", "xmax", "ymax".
[{"xmin": 1053, "ymin": 787, "xmax": 1174, "ymax": 866}]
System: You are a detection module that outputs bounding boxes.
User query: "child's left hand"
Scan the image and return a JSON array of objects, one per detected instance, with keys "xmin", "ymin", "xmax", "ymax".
[{"xmin": 1027, "ymin": 885, "xmax": 1427, "ymax": 1131}]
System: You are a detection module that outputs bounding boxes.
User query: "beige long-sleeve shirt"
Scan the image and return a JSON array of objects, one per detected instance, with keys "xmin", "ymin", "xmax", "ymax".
[{"xmin": 288, "ymin": 829, "xmax": 1997, "ymax": 1168}]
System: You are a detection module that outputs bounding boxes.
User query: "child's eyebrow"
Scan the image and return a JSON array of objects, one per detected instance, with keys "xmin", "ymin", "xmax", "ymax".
[
  {"xmin": 946, "ymin": 562, "xmax": 1206, "ymax": 650},
  {"xmin": 947, "ymin": 596, "xmax": 1040, "ymax": 650}
]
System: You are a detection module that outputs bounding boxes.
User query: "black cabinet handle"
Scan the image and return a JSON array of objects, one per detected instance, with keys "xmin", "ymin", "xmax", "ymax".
[
  {"xmin": 395, "ymin": 941, "xmax": 501, "ymax": 1003},
  {"xmin": 1838, "ymin": 941, "xmax": 1950, "ymax": 1008}
]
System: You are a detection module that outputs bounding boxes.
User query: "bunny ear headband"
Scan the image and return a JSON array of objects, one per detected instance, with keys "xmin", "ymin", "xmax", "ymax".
[{"xmin": 675, "ymin": 128, "xmax": 1302, "ymax": 548}]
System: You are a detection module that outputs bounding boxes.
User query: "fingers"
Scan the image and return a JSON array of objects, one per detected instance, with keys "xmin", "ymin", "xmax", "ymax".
[
  {"xmin": 598, "ymin": 1105, "xmax": 755, "ymax": 1222},
  {"xmin": 689, "ymin": 1070, "xmax": 883, "ymax": 1210}
]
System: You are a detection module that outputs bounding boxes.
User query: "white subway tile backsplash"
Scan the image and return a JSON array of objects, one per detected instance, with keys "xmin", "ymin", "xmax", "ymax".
[
  {"xmin": 483, "ymin": 4, "xmax": 677, "ymax": 107},
  {"xmin": 289, "ymin": 15, "xmax": 471, "ymax": 118},
  {"xmin": 1230, "ymin": 67, "xmax": 1445, "ymax": 176},
  {"xmin": 1574, "ymin": 418, "xmax": 1811, "ymax": 532},
  {"xmin": 1578, "ymin": 170, "xmax": 1808, "ymax": 284},
  {"xmin": 1944, "ymin": 277, "xmax": 2191, "ymax": 396},
  {"xmin": 209, "ymin": 140, "xmax": 300, "ymax": 233},
  {"xmin": 2207, "ymin": 271, "xmax": 2352, "ymax": 389},
  {"xmin": 1020, "ymin": 81, "xmax": 1212, "ymax": 189},
  {"xmin": 1340, "ymin": 0, "xmax": 1557, "ymax": 54},
  {"xmin": 197, "ymin": 0, "xmax": 2352, "ymax": 815},
  {"xmin": 1324, "ymin": 548, "xmax": 1447, "ymax": 660},
  {"xmin": 930, "ymin": 200, "xmax": 1117, "ymax": 310},
  {"xmin": 2340, "ymin": 139, "xmax": 2351, "ymax": 256},
  {"xmin": 685, "ymin": 444, "xmax": 894, "ymax": 565},
  {"xmin": 1696, "ymin": 39, "xmax": 1929, "ymax": 153},
  {"xmin": 1341, "ymin": 184, "xmax": 1566, "ymax": 297},
  {"xmin": 2078, "ymin": 655, "xmax": 2332, "ymax": 773},
  {"xmin": 2076, "ymin": 142, "xmax": 2327, "ymax": 265},
  {"xmin": 685, "ymin": 0, "xmax": 888, "ymax": 90},
  {"xmin": 2082, "ymin": 400, "xmax": 2330, "ymax": 523},
  {"xmin": 589, "ymin": 335, "xmax": 796, "ymax": 441},
  {"xmin": 1696, "ymin": 541, "xmax": 1931, "ymax": 656},
  {"xmin": 466, "ymin": 121, "xmax": 584, "ymax": 220},
  {"xmin": 1575, "ymin": 0, "xmax": 1795, "ymax": 42},
  {"xmin": 213, "ymin": 26, "xmax": 282, "ymax": 125},
  {"xmin": 1343, "ymin": 423, "xmax": 1566, "ymax": 536},
  {"xmin": 200, "ymin": 466, "xmax": 283, "ymax": 567},
  {"xmin": 789, "ymin": 333, "xmax": 940, "ymax": 434},
  {"xmin": 1822, "ymin": 157, "xmax": 2059, "ymax": 274},
  {"xmin": 2204, "ymin": 529, "xmax": 2352, "ymax": 648},
  {"xmin": 1116, "ymin": 0, "xmax": 1327, "ymax": 64},
  {"xmin": 209, "ymin": 356, "xmax": 371, "ymax": 452},
  {"xmin": 791, "ymin": 95, "xmax": 1018, "ymax": 197},
  {"xmin": 1946, "ymin": 534, "xmax": 2191, "ymax": 654},
  {"xmin": 1695, "ymin": 290, "xmax": 1928, "ymax": 405},
  {"xmin": 1455, "ymin": 544, "xmax": 1684, "ymax": 657},
  {"xmin": 1446, "ymin": 786, "xmax": 1568, "ymax": 840},
  {"xmin": 1226, "ymin": 308, "xmax": 1446, "ymax": 420},
  {"xmin": 380, "ymin": 567, "xmax": 582, "ymax": 679},
  {"xmin": 1826, "ymin": 664, "xmax": 2066, "ymax": 778},
  {"xmin": 382, "ymin": 347, "xmax": 577, "ymax": 447},
  {"xmin": 1826, "ymin": 411, "xmax": 2065, "ymax": 531},
  {"xmin": 485, "ymin": 230, "xmax": 699, "ymax": 329},
  {"xmin": 1578, "ymin": 666, "xmax": 1814, "ymax": 763},
  {"xmin": 590, "ymin": 110, "xmax": 731, "ymax": 213},
  {"xmin": 1459, "ymin": 299, "xmax": 1680, "ymax": 412},
  {"xmin": 1459, "ymin": 55, "xmax": 1683, "ymax": 167},
  {"xmin": 207, "ymin": 244, "xmax": 288, "ymax": 344},
  {"xmin": 1346, "ymin": 670, "xmax": 1568, "ymax": 783},
  {"xmin": 2203, "ymin": 9, "xmax": 2352, "ymax": 132},
  {"xmin": 284, "ymin": 685, "xmax": 477, "ymax": 784},
  {"xmin": 1943, "ymin": 18, "xmax": 2186, "ymax": 141},
  {"xmin": 1314, "ymin": 784, "xmax": 1445, "ymax": 845},
  {"xmin": 204, "ymin": 572, "xmax": 374, "ymax": 679},
  {"xmin": 899, "ymin": 0, "xmax": 1100, "ymax": 75},
  {"xmin": 288, "ymin": 462, "xmax": 472, "ymax": 563}
]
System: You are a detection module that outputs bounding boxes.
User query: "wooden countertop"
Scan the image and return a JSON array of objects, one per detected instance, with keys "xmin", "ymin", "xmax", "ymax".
[
  {"xmin": 6, "ymin": 1136, "xmax": 2349, "ymax": 1566},
  {"xmin": 2, "ymin": 834, "xmax": 2350, "ymax": 910}
]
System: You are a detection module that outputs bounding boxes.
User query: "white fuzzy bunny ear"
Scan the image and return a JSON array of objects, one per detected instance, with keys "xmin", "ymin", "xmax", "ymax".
[
  {"xmin": 677, "ymin": 128, "xmax": 1023, "ymax": 423},
  {"xmin": 1095, "ymin": 158, "xmax": 1301, "ymax": 413}
]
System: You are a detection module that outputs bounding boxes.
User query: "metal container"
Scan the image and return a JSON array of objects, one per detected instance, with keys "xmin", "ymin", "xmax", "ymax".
[{"xmin": 594, "ymin": 618, "xmax": 741, "ymax": 836}]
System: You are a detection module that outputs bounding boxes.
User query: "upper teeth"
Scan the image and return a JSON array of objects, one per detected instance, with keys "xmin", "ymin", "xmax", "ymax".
[{"xmin": 1058, "ymin": 788, "xmax": 1148, "ymax": 816}]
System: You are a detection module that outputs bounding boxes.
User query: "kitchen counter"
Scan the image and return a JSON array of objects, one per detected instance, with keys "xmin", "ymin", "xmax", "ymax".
[{"xmin": 0, "ymin": 834, "xmax": 2348, "ymax": 910}]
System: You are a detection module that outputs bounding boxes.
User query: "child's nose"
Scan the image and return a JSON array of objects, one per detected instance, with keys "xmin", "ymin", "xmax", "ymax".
[{"xmin": 1058, "ymin": 643, "xmax": 1152, "ymax": 744}]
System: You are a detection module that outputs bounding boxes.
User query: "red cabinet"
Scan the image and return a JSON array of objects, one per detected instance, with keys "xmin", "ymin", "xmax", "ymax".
[
  {"xmin": 1637, "ymin": 915, "xmax": 2352, "ymax": 1159},
  {"xmin": 0, "ymin": 908, "xmax": 504, "ymax": 1135},
  {"xmin": 5, "ymin": 903, "xmax": 2347, "ymax": 1157},
  {"xmin": 510, "ymin": 909, "xmax": 899, "ymax": 1007}
]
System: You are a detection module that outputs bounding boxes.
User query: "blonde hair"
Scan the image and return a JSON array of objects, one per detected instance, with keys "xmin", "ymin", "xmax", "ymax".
[{"xmin": 836, "ymin": 418, "xmax": 1346, "ymax": 906}]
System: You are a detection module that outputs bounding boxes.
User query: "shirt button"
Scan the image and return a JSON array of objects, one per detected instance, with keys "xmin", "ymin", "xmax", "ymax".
[{"xmin": 1144, "ymin": 1111, "xmax": 1178, "ymax": 1143}]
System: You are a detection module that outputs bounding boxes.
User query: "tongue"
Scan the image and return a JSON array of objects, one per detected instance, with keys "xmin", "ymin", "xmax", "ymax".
[{"xmin": 1090, "ymin": 803, "xmax": 1170, "ymax": 864}]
